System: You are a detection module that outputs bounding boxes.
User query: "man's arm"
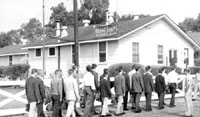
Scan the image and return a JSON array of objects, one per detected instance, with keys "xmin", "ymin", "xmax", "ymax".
[
  {"xmin": 73, "ymin": 79, "xmax": 80, "ymax": 100},
  {"xmin": 140, "ymin": 74, "xmax": 144, "ymax": 92},
  {"xmin": 126, "ymin": 74, "xmax": 130, "ymax": 91},
  {"xmin": 34, "ymin": 79, "xmax": 41, "ymax": 103},
  {"xmin": 58, "ymin": 79, "xmax": 63, "ymax": 101},
  {"xmin": 122, "ymin": 76, "xmax": 126, "ymax": 94},
  {"xmin": 149, "ymin": 74, "xmax": 154, "ymax": 91},
  {"xmin": 39, "ymin": 80, "xmax": 46, "ymax": 100}
]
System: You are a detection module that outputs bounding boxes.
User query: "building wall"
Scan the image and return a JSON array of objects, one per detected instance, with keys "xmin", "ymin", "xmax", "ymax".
[
  {"xmin": 0, "ymin": 56, "xmax": 9, "ymax": 66},
  {"xmin": 117, "ymin": 19, "xmax": 194, "ymax": 67}
]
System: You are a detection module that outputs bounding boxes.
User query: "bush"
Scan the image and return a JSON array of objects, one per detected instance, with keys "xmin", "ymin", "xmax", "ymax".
[
  {"xmin": 108, "ymin": 63, "xmax": 182, "ymax": 77},
  {"xmin": 188, "ymin": 66, "xmax": 200, "ymax": 74},
  {"xmin": 0, "ymin": 64, "xmax": 30, "ymax": 80},
  {"xmin": 108, "ymin": 63, "xmax": 145, "ymax": 77}
]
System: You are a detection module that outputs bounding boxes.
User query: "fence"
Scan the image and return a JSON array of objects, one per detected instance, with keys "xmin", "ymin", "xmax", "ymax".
[{"xmin": 0, "ymin": 75, "xmax": 194, "ymax": 116}]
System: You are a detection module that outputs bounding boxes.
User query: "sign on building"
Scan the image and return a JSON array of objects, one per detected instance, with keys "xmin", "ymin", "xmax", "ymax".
[{"xmin": 95, "ymin": 23, "xmax": 118, "ymax": 38}]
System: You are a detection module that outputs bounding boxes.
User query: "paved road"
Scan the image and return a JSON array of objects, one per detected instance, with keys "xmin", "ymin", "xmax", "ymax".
[{"xmin": 13, "ymin": 97, "xmax": 200, "ymax": 117}]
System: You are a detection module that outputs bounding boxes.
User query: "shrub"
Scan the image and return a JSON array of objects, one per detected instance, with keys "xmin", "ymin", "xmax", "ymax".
[
  {"xmin": 0, "ymin": 64, "xmax": 30, "ymax": 80},
  {"xmin": 188, "ymin": 66, "xmax": 200, "ymax": 74},
  {"xmin": 108, "ymin": 63, "xmax": 145, "ymax": 77}
]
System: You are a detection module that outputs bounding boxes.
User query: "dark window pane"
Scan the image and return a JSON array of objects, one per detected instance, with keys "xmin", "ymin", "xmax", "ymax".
[
  {"xmin": 9, "ymin": 56, "xmax": 13, "ymax": 65},
  {"xmin": 49, "ymin": 48, "xmax": 55, "ymax": 56},
  {"xmin": 36, "ymin": 49, "xmax": 41, "ymax": 57},
  {"xmin": 158, "ymin": 60, "xmax": 163, "ymax": 64},
  {"xmin": 99, "ymin": 42, "xmax": 106, "ymax": 51},
  {"xmin": 99, "ymin": 53, "xmax": 106, "ymax": 62}
]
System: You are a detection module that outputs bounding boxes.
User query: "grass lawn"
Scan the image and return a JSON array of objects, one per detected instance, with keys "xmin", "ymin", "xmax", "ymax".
[{"xmin": 0, "ymin": 86, "xmax": 26, "ymax": 110}]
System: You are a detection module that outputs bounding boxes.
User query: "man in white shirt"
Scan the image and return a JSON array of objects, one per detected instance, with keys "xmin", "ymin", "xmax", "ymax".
[
  {"xmin": 128, "ymin": 65, "xmax": 136, "ymax": 109},
  {"xmin": 168, "ymin": 67, "xmax": 178, "ymax": 107},
  {"xmin": 82, "ymin": 65, "xmax": 96, "ymax": 117},
  {"xmin": 193, "ymin": 70, "xmax": 200, "ymax": 100}
]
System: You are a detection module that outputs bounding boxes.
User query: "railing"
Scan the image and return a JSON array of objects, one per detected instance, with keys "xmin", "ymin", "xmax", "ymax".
[{"xmin": 0, "ymin": 75, "xmax": 194, "ymax": 116}]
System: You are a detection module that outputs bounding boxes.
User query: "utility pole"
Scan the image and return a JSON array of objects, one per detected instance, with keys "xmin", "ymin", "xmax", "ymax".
[
  {"xmin": 42, "ymin": 0, "xmax": 45, "ymax": 79},
  {"xmin": 73, "ymin": 0, "xmax": 79, "ymax": 68}
]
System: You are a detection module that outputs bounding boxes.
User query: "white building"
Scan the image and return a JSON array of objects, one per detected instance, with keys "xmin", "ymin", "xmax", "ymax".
[{"xmin": 23, "ymin": 14, "xmax": 200, "ymax": 76}]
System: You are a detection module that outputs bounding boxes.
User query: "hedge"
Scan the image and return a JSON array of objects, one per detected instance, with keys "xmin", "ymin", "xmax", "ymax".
[
  {"xmin": 108, "ymin": 63, "xmax": 182, "ymax": 77},
  {"xmin": 0, "ymin": 64, "xmax": 30, "ymax": 80}
]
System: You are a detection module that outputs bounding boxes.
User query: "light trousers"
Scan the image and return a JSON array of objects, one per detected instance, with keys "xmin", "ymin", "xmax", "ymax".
[
  {"xmin": 66, "ymin": 100, "xmax": 75, "ymax": 117},
  {"xmin": 193, "ymin": 82, "xmax": 200, "ymax": 99},
  {"xmin": 101, "ymin": 97, "xmax": 109, "ymax": 116},
  {"xmin": 116, "ymin": 95, "xmax": 123, "ymax": 114},
  {"xmin": 185, "ymin": 88, "xmax": 194, "ymax": 116},
  {"xmin": 28, "ymin": 102, "xmax": 37, "ymax": 117}
]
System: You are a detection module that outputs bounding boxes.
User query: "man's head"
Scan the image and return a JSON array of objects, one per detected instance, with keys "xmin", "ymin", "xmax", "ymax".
[
  {"xmin": 159, "ymin": 68, "xmax": 163, "ymax": 74},
  {"xmin": 55, "ymin": 69, "xmax": 62, "ymax": 77},
  {"xmin": 132, "ymin": 64, "xmax": 136, "ymax": 70},
  {"xmin": 68, "ymin": 69, "xmax": 74, "ymax": 76},
  {"xmin": 118, "ymin": 66, "xmax": 123, "ymax": 73},
  {"xmin": 72, "ymin": 65, "xmax": 78, "ymax": 72},
  {"xmin": 145, "ymin": 66, "xmax": 151, "ymax": 72},
  {"xmin": 135, "ymin": 65, "xmax": 140, "ymax": 72},
  {"xmin": 86, "ymin": 65, "xmax": 91, "ymax": 72},
  {"xmin": 37, "ymin": 69, "xmax": 43, "ymax": 78},
  {"xmin": 91, "ymin": 64, "xmax": 97, "ymax": 70},
  {"xmin": 103, "ymin": 68, "xmax": 109, "ymax": 75},
  {"xmin": 31, "ymin": 69, "xmax": 38, "ymax": 76}
]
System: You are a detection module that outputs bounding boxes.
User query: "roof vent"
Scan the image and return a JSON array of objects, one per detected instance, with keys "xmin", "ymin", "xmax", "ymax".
[{"xmin": 83, "ymin": 20, "xmax": 90, "ymax": 27}]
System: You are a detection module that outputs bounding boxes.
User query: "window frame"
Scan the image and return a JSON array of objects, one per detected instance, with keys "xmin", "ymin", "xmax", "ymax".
[
  {"xmin": 35, "ymin": 48, "xmax": 42, "ymax": 58},
  {"xmin": 157, "ymin": 45, "xmax": 164, "ymax": 64},
  {"xmin": 98, "ymin": 41, "xmax": 107, "ymax": 63},
  {"xmin": 48, "ymin": 47, "xmax": 56, "ymax": 57},
  {"xmin": 8, "ymin": 55, "xmax": 13, "ymax": 66},
  {"xmin": 132, "ymin": 42, "xmax": 139, "ymax": 63}
]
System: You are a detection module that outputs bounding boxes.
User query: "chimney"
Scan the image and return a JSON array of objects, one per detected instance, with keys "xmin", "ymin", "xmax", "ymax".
[
  {"xmin": 83, "ymin": 20, "xmax": 90, "ymax": 27},
  {"xmin": 134, "ymin": 15, "xmax": 139, "ymax": 20},
  {"xmin": 61, "ymin": 26, "xmax": 68, "ymax": 37},
  {"xmin": 56, "ymin": 20, "xmax": 61, "ymax": 37}
]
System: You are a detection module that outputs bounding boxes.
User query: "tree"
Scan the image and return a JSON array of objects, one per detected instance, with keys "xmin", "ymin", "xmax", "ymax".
[
  {"xmin": 178, "ymin": 18, "xmax": 198, "ymax": 32},
  {"xmin": 20, "ymin": 18, "xmax": 43, "ymax": 42},
  {"xmin": 48, "ymin": 0, "xmax": 110, "ymax": 28},
  {"xmin": 7, "ymin": 30, "xmax": 22, "ymax": 44},
  {"xmin": 0, "ymin": 32, "xmax": 12, "ymax": 48}
]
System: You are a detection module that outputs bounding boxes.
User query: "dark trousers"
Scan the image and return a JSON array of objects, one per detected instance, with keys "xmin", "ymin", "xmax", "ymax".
[
  {"xmin": 37, "ymin": 102, "xmax": 45, "ymax": 117},
  {"xmin": 134, "ymin": 92, "xmax": 142, "ymax": 111},
  {"xmin": 169, "ymin": 83, "xmax": 176, "ymax": 106},
  {"xmin": 123, "ymin": 91, "xmax": 129, "ymax": 109},
  {"xmin": 83, "ymin": 86, "xmax": 94, "ymax": 117},
  {"xmin": 131, "ymin": 92, "xmax": 136, "ymax": 108},
  {"xmin": 52, "ymin": 94, "xmax": 62, "ymax": 117},
  {"xmin": 157, "ymin": 92, "xmax": 164, "ymax": 108},
  {"xmin": 145, "ymin": 92, "xmax": 152, "ymax": 110}
]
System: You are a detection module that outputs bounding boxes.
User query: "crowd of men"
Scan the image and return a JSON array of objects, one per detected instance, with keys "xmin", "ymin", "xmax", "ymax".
[{"xmin": 25, "ymin": 64, "xmax": 200, "ymax": 117}]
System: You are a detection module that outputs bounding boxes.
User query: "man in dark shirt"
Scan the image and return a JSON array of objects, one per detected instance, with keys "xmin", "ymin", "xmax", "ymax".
[
  {"xmin": 143, "ymin": 66, "xmax": 154, "ymax": 111},
  {"xmin": 100, "ymin": 68, "xmax": 112, "ymax": 117},
  {"xmin": 122, "ymin": 68, "xmax": 130, "ymax": 111},
  {"xmin": 36, "ymin": 69, "xmax": 46, "ymax": 117},
  {"xmin": 25, "ymin": 69, "xmax": 40, "ymax": 117},
  {"xmin": 155, "ymin": 69, "xmax": 166, "ymax": 109}
]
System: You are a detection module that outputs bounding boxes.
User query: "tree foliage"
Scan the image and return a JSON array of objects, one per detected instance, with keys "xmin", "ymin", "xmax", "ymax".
[
  {"xmin": 178, "ymin": 13, "xmax": 200, "ymax": 32},
  {"xmin": 0, "ymin": 32, "xmax": 13, "ymax": 48},
  {"xmin": 20, "ymin": 18, "xmax": 43, "ymax": 42}
]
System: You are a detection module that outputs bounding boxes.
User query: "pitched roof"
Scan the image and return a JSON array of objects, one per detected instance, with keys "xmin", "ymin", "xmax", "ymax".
[
  {"xmin": 187, "ymin": 32, "xmax": 200, "ymax": 47},
  {"xmin": 23, "ymin": 14, "xmax": 163, "ymax": 48},
  {"xmin": 0, "ymin": 45, "xmax": 28, "ymax": 56}
]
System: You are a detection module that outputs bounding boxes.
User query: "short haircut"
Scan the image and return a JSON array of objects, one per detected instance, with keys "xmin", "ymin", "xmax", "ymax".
[
  {"xmin": 91, "ymin": 64, "xmax": 97, "ymax": 69},
  {"xmin": 72, "ymin": 65, "xmax": 77, "ymax": 71},
  {"xmin": 118, "ymin": 66, "xmax": 123, "ymax": 72},
  {"xmin": 55, "ymin": 69, "xmax": 62, "ymax": 75},
  {"xmin": 135, "ymin": 66, "xmax": 140, "ymax": 71},
  {"xmin": 145, "ymin": 66, "xmax": 151, "ymax": 72},
  {"xmin": 37, "ymin": 69, "xmax": 43, "ymax": 75},
  {"xmin": 31, "ymin": 69, "xmax": 38, "ymax": 74},
  {"xmin": 68, "ymin": 69, "xmax": 74, "ymax": 75},
  {"xmin": 132, "ymin": 64, "xmax": 136, "ymax": 69},
  {"xmin": 159, "ymin": 68, "xmax": 163, "ymax": 73},
  {"xmin": 103, "ymin": 68, "xmax": 109, "ymax": 75},
  {"xmin": 86, "ymin": 65, "xmax": 91, "ymax": 72},
  {"xmin": 162, "ymin": 67, "xmax": 166, "ymax": 71}
]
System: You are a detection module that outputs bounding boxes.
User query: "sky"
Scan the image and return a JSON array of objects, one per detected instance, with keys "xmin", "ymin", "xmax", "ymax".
[{"xmin": 0, "ymin": 0, "xmax": 200, "ymax": 32}]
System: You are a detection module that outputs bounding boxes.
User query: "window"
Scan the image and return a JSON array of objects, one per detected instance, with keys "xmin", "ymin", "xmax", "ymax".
[
  {"xmin": 35, "ymin": 48, "xmax": 41, "ymax": 57},
  {"xmin": 157, "ymin": 45, "xmax": 164, "ymax": 64},
  {"xmin": 99, "ymin": 42, "xmax": 106, "ymax": 62},
  {"xmin": 9, "ymin": 55, "xmax": 13, "ymax": 65},
  {"xmin": 184, "ymin": 48, "xmax": 189, "ymax": 65},
  {"xmin": 72, "ymin": 45, "xmax": 75, "ymax": 64},
  {"xmin": 132, "ymin": 42, "xmax": 139, "ymax": 63},
  {"xmin": 49, "ymin": 47, "xmax": 56, "ymax": 56}
]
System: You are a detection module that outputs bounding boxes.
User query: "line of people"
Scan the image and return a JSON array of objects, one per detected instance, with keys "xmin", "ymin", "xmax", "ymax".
[{"xmin": 25, "ymin": 64, "xmax": 198, "ymax": 117}]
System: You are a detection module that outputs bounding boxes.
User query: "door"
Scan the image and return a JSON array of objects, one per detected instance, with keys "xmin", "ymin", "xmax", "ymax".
[{"xmin": 169, "ymin": 50, "xmax": 177, "ymax": 66}]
